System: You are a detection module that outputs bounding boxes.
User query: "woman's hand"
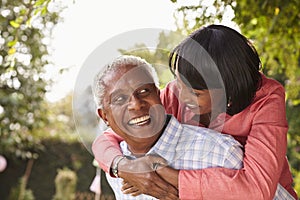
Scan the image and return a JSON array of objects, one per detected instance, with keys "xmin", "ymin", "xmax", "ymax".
[
  {"xmin": 121, "ymin": 180, "xmax": 142, "ymax": 197},
  {"xmin": 117, "ymin": 154, "xmax": 167, "ymax": 173},
  {"xmin": 117, "ymin": 155, "xmax": 179, "ymax": 199},
  {"xmin": 120, "ymin": 170, "xmax": 178, "ymax": 200}
]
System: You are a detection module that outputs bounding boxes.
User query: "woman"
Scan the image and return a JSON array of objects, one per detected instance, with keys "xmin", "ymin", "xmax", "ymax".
[{"xmin": 92, "ymin": 25, "xmax": 298, "ymax": 199}]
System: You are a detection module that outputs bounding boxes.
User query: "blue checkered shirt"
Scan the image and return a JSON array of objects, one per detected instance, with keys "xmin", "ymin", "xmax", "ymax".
[{"xmin": 106, "ymin": 115, "xmax": 294, "ymax": 200}]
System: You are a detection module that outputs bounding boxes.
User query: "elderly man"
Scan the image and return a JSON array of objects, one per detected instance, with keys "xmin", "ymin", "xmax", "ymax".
[{"xmin": 92, "ymin": 55, "xmax": 293, "ymax": 200}]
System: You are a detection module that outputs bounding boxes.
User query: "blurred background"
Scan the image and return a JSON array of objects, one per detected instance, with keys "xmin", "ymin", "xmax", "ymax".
[{"xmin": 0, "ymin": 0, "xmax": 299, "ymax": 199}]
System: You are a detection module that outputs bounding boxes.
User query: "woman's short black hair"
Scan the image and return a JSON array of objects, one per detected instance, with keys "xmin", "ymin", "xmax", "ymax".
[{"xmin": 169, "ymin": 24, "xmax": 262, "ymax": 115}]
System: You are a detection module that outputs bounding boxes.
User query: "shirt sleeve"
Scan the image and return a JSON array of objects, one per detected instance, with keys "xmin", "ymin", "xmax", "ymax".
[
  {"xmin": 223, "ymin": 144, "xmax": 244, "ymax": 170},
  {"xmin": 92, "ymin": 128, "xmax": 123, "ymax": 173},
  {"xmin": 178, "ymin": 85, "xmax": 292, "ymax": 199}
]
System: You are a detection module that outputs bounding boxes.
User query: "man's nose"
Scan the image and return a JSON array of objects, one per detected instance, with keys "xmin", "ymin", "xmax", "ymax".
[{"xmin": 128, "ymin": 95, "xmax": 145, "ymax": 110}]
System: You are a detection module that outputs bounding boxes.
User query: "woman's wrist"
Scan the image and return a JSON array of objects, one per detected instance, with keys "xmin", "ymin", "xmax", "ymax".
[
  {"xmin": 111, "ymin": 155, "xmax": 129, "ymax": 177},
  {"xmin": 111, "ymin": 156, "xmax": 126, "ymax": 177},
  {"xmin": 156, "ymin": 166, "xmax": 179, "ymax": 189}
]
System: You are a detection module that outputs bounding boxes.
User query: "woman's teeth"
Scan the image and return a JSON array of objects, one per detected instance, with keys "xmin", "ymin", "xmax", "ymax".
[{"xmin": 186, "ymin": 103, "xmax": 198, "ymax": 109}]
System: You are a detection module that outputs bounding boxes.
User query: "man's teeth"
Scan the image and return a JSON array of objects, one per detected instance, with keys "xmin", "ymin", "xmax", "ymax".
[{"xmin": 128, "ymin": 115, "xmax": 150, "ymax": 125}]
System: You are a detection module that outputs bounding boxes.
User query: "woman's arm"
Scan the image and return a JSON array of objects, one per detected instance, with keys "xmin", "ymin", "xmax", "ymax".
[
  {"xmin": 177, "ymin": 87, "xmax": 296, "ymax": 199},
  {"xmin": 92, "ymin": 128, "xmax": 123, "ymax": 173}
]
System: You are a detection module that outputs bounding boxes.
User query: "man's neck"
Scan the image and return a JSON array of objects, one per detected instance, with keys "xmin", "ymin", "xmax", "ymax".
[{"xmin": 128, "ymin": 140, "xmax": 158, "ymax": 157}]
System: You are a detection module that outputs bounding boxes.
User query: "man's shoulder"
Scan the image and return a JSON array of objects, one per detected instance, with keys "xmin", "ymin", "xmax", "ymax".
[
  {"xmin": 180, "ymin": 121, "xmax": 242, "ymax": 148},
  {"xmin": 163, "ymin": 116, "xmax": 242, "ymax": 151}
]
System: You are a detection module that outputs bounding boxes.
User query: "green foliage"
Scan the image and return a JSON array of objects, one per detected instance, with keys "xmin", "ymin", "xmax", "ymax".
[
  {"xmin": 287, "ymin": 104, "xmax": 300, "ymax": 188},
  {"xmin": 173, "ymin": 0, "xmax": 234, "ymax": 34},
  {"xmin": 53, "ymin": 167, "xmax": 77, "ymax": 200},
  {"xmin": 293, "ymin": 170, "xmax": 300, "ymax": 197},
  {"xmin": 34, "ymin": 93, "xmax": 78, "ymax": 142},
  {"xmin": 0, "ymin": 0, "xmax": 65, "ymax": 159},
  {"xmin": 232, "ymin": 1, "xmax": 300, "ymax": 102},
  {"xmin": 8, "ymin": 177, "xmax": 35, "ymax": 200}
]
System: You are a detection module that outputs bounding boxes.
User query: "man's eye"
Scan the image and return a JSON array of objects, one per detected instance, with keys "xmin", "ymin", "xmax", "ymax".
[
  {"xmin": 139, "ymin": 89, "xmax": 148, "ymax": 94},
  {"xmin": 137, "ymin": 88, "xmax": 150, "ymax": 96},
  {"xmin": 112, "ymin": 95, "xmax": 128, "ymax": 105}
]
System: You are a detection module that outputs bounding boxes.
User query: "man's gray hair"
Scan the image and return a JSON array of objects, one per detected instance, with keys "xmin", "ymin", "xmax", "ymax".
[{"xmin": 93, "ymin": 55, "xmax": 160, "ymax": 108}]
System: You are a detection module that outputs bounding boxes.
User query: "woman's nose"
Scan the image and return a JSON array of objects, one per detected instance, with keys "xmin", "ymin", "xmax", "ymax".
[{"xmin": 179, "ymin": 87, "xmax": 192, "ymax": 103}]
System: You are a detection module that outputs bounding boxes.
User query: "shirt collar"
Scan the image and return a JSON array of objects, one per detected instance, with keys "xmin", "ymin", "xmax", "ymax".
[
  {"xmin": 120, "ymin": 115, "xmax": 183, "ymax": 163},
  {"xmin": 147, "ymin": 116, "xmax": 183, "ymax": 163}
]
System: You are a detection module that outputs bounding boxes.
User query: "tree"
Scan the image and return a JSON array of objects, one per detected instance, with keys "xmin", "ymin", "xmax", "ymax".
[{"xmin": 0, "ymin": 0, "xmax": 65, "ymax": 159}]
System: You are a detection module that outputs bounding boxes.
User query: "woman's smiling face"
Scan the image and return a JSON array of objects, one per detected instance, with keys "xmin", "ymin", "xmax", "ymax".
[{"xmin": 175, "ymin": 69, "xmax": 225, "ymax": 116}]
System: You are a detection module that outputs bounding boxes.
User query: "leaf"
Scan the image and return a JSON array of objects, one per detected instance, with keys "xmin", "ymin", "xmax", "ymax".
[
  {"xmin": 41, "ymin": 7, "xmax": 48, "ymax": 15},
  {"xmin": 274, "ymin": 7, "xmax": 280, "ymax": 16},
  {"xmin": 7, "ymin": 40, "xmax": 17, "ymax": 47},
  {"xmin": 34, "ymin": 8, "xmax": 42, "ymax": 15},
  {"xmin": 292, "ymin": 99, "xmax": 300, "ymax": 106},
  {"xmin": 26, "ymin": 18, "xmax": 32, "ymax": 28},
  {"xmin": 9, "ymin": 20, "xmax": 20, "ymax": 28},
  {"xmin": 35, "ymin": 0, "xmax": 46, "ymax": 7},
  {"xmin": 8, "ymin": 47, "xmax": 16, "ymax": 55}
]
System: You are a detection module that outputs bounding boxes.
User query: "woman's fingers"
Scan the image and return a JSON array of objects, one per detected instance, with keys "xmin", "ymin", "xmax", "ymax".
[
  {"xmin": 121, "ymin": 181, "xmax": 141, "ymax": 195},
  {"xmin": 118, "ymin": 155, "xmax": 179, "ymax": 199},
  {"xmin": 120, "ymin": 171, "xmax": 178, "ymax": 199}
]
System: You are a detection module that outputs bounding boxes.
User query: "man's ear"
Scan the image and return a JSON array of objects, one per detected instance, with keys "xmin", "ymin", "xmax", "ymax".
[{"xmin": 97, "ymin": 108, "xmax": 108, "ymax": 123}]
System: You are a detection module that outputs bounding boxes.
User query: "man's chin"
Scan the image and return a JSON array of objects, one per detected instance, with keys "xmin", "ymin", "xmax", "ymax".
[{"xmin": 123, "ymin": 123, "xmax": 162, "ymax": 139}]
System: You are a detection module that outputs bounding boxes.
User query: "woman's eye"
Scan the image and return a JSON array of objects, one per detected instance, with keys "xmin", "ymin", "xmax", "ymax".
[{"xmin": 193, "ymin": 92, "xmax": 201, "ymax": 97}]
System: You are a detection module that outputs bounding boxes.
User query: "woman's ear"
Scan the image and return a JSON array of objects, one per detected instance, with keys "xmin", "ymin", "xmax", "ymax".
[{"xmin": 156, "ymin": 87, "xmax": 160, "ymax": 96}]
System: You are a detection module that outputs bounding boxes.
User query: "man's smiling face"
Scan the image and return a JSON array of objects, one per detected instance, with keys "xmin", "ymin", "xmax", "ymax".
[{"xmin": 99, "ymin": 64, "xmax": 166, "ymax": 143}]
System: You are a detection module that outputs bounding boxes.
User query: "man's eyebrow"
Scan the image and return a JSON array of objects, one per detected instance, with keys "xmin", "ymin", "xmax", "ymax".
[
  {"xmin": 110, "ymin": 82, "xmax": 154, "ymax": 98},
  {"xmin": 110, "ymin": 89, "xmax": 124, "ymax": 98},
  {"xmin": 133, "ymin": 82, "xmax": 154, "ymax": 91}
]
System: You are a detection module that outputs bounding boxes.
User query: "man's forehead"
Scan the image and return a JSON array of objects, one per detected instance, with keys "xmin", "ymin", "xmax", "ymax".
[
  {"xmin": 111, "ymin": 65, "xmax": 152, "ymax": 82},
  {"xmin": 104, "ymin": 65, "xmax": 154, "ymax": 93}
]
